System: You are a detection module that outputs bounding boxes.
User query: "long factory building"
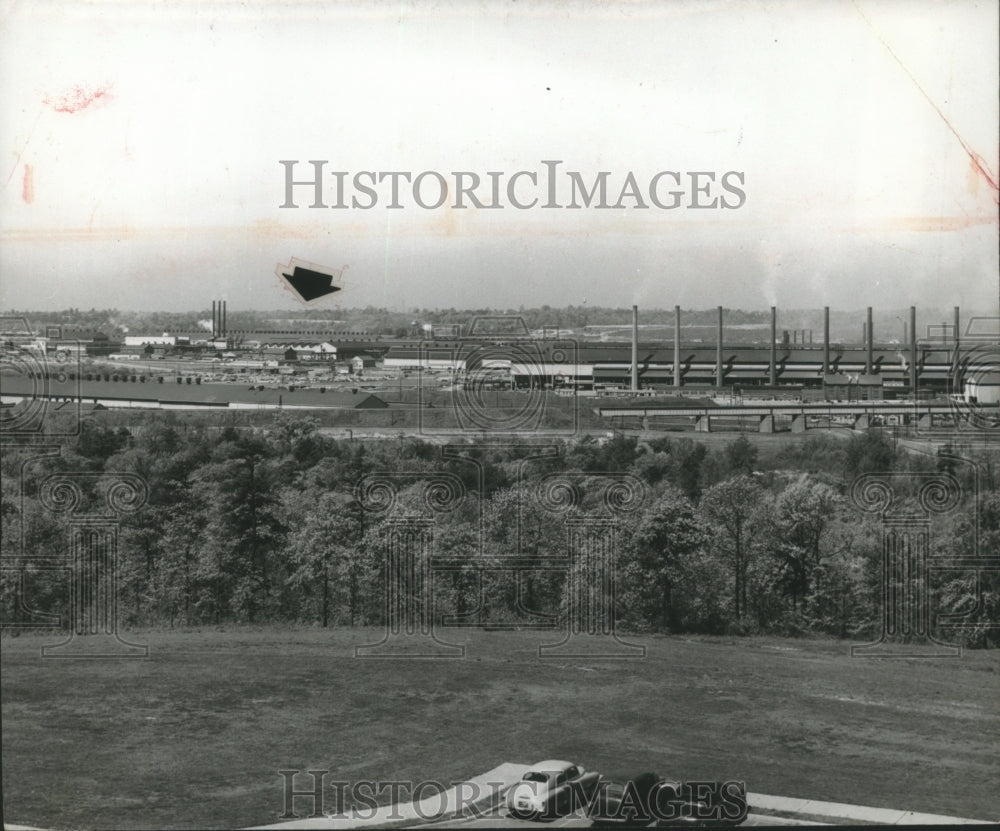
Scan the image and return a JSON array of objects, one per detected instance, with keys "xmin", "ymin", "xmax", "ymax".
[
  {"xmin": 335, "ymin": 305, "xmax": 995, "ymax": 401},
  {"xmin": 28, "ymin": 302, "xmax": 996, "ymax": 402}
]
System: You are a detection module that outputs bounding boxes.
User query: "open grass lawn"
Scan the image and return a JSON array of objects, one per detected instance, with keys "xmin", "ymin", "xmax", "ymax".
[{"xmin": 2, "ymin": 629, "xmax": 998, "ymax": 829}]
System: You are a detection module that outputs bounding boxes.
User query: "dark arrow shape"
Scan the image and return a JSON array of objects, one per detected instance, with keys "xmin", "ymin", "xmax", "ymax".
[
  {"xmin": 282, "ymin": 266, "xmax": 342, "ymax": 301},
  {"xmin": 275, "ymin": 258, "xmax": 346, "ymax": 303}
]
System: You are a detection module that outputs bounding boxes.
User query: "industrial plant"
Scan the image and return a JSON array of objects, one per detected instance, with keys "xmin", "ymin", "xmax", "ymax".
[{"xmin": 2, "ymin": 302, "xmax": 998, "ymax": 433}]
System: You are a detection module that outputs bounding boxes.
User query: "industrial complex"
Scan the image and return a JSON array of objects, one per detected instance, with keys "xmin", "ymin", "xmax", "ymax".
[{"xmin": 2, "ymin": 302, "xmax": 998, "ymax": 431}]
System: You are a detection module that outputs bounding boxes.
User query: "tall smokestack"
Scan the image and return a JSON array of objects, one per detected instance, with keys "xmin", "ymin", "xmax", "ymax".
[
  {"xmin": 716, "ymin": 306, "xmax": 724, "ymax": 389},
  {"xmin": 823, "ymin": 306, "xmax": 830, "ymax": 376},
  {"xmin": 631, "ymin": 305, "xmax": 639, "ymax": 392},
  {"xmin": 910, "ymin": 306, "xmax": 917, "ymax": 394},
  {"xmin": 866, "ymin": 307, "xmax": 873, "ymax": 374},
  {"xmin": 222, "ymin": 300, "xmax": 227, "ymax": 339},
  {"xmin": 954, "ymin": 305, "xmax": 960, "ymax": 347},
  {"xmin": 673, "ymin": 305, "xmax": 681, "ymax": 390},
  {"xmin": 769, "ymin": 306, "xmax": 777, "ymax": 386},
  {"xmin": 212, "ymin": 301, "xmax": 217, "ymax": 339}
]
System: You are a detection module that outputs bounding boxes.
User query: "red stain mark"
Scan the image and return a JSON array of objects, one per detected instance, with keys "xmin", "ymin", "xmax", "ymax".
[
  {"xmin": 966, "ymin": 150, "xmax": 999, "ymax": 200},
  {"xmin": 21, "ymin": 165, "xmax": 34, "ymax": 203},
  {"xmin": 43, "ymin": 84, "xmax": 112, "ymax": 114},
  {"xmin": 888, "ymin": 215, "xmax": 997, "ymax": 232},
  {"xmin": 853, "ymin": 2, "xmax": 999, "ymax": 206}
]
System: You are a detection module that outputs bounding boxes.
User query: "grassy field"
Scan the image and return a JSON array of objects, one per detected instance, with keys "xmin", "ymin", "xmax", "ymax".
[{"xmin": 2, "ymin": 628, "xmax": 998, "ymax": 830}]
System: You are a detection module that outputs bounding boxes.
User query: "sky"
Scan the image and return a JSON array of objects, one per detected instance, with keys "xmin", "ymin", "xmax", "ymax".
[{"xmin": 1, "ymin": 0, "xmax": 997, "ymax": 314}]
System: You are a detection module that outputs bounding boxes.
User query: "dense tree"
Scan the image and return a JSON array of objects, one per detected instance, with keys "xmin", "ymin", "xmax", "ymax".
[
  {"xmin": 843, "ymin": 431, "xmax": 898, "ymax": 480},
  {"xmin": 285, "ymin": 492, "xmax": 364, "ymax": 627},
  {"xmin": 2, "ymin": 408, "xmax": 996, "ymax": 645},
  {"xmin": 700, "ymin": 474, "xmax": 769, "ymax": 620},
  {"xmin": 670, "ymin": 440, "xmax": 708, "ymax": 500},
  {"xmin": 766, "ymin": 477, "xmax": 842, "ymax": 613},
  {"xmin": 190, "ymin": 435, "xmax": 287, "ymax": 622},
  {"xmin": 626, "ymin": 488, "xmax": 709, "ymax": 632},
  {"xmin": 724, "ymin": 435, "xmax": 758, "ymax": 476}
]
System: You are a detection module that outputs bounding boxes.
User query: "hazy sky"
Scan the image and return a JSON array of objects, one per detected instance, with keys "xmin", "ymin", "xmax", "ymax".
[{"xmin": 1, "ymin": 0, "xmax": 997, "ymax": 313}]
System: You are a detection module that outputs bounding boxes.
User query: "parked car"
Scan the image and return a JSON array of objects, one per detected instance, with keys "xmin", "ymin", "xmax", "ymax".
[
  {"xmin": 589, "ymin": 771, "xmax": 660, "ymax": 825},
  {"xmin": 505, "ymin": 760, "xmax": 601, "ymax": 819},
  {"xmin": 589, "ymin": 774, "xmax": 747, "ymax": 827}
]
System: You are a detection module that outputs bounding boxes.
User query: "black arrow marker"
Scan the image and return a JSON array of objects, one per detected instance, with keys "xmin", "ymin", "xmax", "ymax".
[
  {"xmin": 275, "ymin": 258, "xmax": 346, "ymax": 303},
  {"xmin": 283, "ymin": 266, "xmax": 342, "ymax": 301}
]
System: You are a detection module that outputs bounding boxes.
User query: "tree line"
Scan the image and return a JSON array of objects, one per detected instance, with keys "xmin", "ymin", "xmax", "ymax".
[{"xmin": 2, "ymin": 415, "xmax": 997, "ymax": 646}]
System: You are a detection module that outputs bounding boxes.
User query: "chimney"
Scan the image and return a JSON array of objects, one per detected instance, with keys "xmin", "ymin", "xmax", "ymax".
[
  {"xmin": 954, "ymin": 305, "xmax": 960, "ymax": 347},
  {"xmin": 673, "ymin": 305, "xmax": 681, "ymax": 390},
  {"xmin": 631, "ymin": 305, "xmax": 639, "ymax": 392},
  {"xmin": 716, "ymin": 306, "xmax": 724, "ymax": 389},
  {"xmin": 866, "ymin": 307, "xmax": 873, "ymax": 375},
  {"xmin": 769, "ymin": 306, "xmax": 777, "ymax": 386},
  {"xmin": 211, "ymin": 301, "xmax": 217, "ymax": 340},
  {"xmin": 222, "ymin": 300, "xmax": 227, "ymax": 339},
  {"xmin": 823, "ymin": 306, "xmax": 830, "ymax": 375},
  {"xmin": 910, "ymin": 305, "xmax": 917, "ymax": 394}
]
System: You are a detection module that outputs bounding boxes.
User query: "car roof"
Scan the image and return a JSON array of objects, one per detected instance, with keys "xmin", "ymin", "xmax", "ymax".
[{"xmin": 529, "ymin": 760, "xmax": 575, "ymax": 772}]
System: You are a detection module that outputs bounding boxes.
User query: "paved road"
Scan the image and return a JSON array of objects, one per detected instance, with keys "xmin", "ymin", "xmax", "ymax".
[{"xmin": 423, "ymin": 806, "xmax": 824, "ymax": 827}]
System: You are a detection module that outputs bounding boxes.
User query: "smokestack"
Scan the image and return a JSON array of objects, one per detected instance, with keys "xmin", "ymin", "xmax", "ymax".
[
  {"xmin": 222, "ymin": 300, "xmax": 227, "ymax": 339},
  {"xmin": 910, "ymin": 306, "xmax": 917, "ymax": 394},
  {"xmin": 673, "ymin": 305, "xmax": 681, "ymax": 390},
  {"xmin": 866, "ymin": 307, "xmax": 873, "ymax": 374},
  {"xmin": 631, "ymin": 305, "xmax": 639, "ymax": 392},
  {"xmin": 793, "ymin": 330, "xmax": 798, "ymax": 345},
  {"xmin": 716, "ymin": 306, "xmax": 724, "ymax": 389},
  {"xmin": 954, "ymin": 305, "xmax": 960, "ymax": 347},
  {"xmin": 769, "ymin": 306, "xmax": 777, "ymax": 386},
  {"xmin": 212, "ymin": 301, "xmax": 217, "ymax": 339},
  {"xmin": 809, "ymin": 329, "xmax": 813, "ymax": 345},
  {"xmin": 823, "ymin": 306, "xmax": 830, "ymax": 375}
]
